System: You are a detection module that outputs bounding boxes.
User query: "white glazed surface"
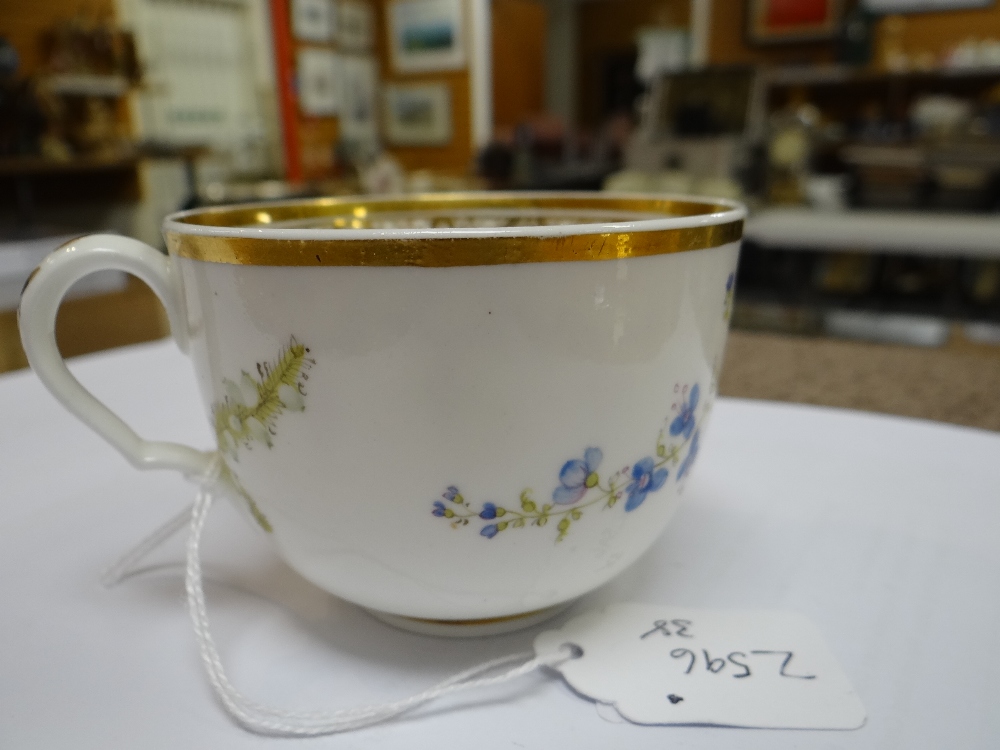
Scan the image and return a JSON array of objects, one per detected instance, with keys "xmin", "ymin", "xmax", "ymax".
[{"xmin": 177, "ymin": 243, "xmax": 739, "ymax": 619}]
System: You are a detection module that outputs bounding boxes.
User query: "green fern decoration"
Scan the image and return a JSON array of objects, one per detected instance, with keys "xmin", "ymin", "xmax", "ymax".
[
  {"xmin": 213, "ymin": 336, "xmax": 314, "ymax": 457},
  {"xmin": 211, "ymin": 336, "xmax": 314, "ymax": 532},
  {"xmin": 219, "ymin": 462, "xmax": 273, "ymax": 532}
]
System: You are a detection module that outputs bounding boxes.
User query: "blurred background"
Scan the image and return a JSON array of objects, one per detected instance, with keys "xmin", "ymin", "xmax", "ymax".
[{"xmin": 1, "ymin": 0, "xmax": 998, "ymax": 427}]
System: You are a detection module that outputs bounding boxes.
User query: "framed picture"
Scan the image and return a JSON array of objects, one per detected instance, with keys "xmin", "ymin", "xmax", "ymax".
[
  {"xmin": 383, "ymin": 83, "xmax": 452, "ymax": 145},
  {"xmin": 291, "ymin": 0, "xmax": 336, "ymax": 43},
  {"xmin": 338, "ymin": 0, "xmax": 375, "ymax": 51},
  {"xmin": 747, "ymin": 0, "xmax": 844, "ymax": 44},
  {"xmin": 387, "ymin": 0, "xmax": 465, "ymax": 73},
  {"xmin": 340, "ymin": 55, "xmax": 379, "ymax": 143},
  {"xmin": 297, "ymin": 48, "xmax": 340, "ymax": 116}
]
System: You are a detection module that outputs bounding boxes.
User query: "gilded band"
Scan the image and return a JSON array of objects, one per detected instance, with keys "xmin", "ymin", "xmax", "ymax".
[
  {"xmin": 167, "ymin": 221, "xmax": 741, "ymax": 267},
  {"xmin": 166, "ymin": 193, "xmax": 743, "ymax": 267}
]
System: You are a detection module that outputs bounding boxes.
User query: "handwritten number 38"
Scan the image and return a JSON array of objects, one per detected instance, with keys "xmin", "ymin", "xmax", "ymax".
[
  {"xmin": 640, "ymin": 620, "xmax": 694, "ymax": 639},
  {"xmin": 669, "ymin": 649, "xmax": 816, "ymax": 680}
]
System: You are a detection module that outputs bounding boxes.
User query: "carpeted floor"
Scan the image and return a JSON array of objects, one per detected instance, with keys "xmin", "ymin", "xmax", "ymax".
[{"xmin": 720, "ymin": 329, "xmax": 1000, "ymax": 432}]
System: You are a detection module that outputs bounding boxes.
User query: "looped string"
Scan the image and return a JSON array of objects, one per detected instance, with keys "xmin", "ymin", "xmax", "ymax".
[{"xmin": 103, "ymin": 452, "xmax": 573, "ymax": 737}]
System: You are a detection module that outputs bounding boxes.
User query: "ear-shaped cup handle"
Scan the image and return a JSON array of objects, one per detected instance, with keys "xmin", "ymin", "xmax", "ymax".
[{"xmin": 18, "ymin": 234, "xmax": 214, "ymax": 476}]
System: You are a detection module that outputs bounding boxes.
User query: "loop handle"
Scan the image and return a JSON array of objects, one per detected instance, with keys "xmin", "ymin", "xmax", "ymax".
[{"xmin": 18, "ymin": 234, "xmax": 214, "ymax": 476}]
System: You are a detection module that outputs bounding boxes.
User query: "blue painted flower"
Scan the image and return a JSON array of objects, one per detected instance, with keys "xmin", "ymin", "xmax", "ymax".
[
  {"xmin": 625, "ymin": 457, "xmax": 668, "ymax": 512},
  {"xmin": 480, "ymin": 524, "xmax": 499, "ymax": 539},
  {"xmin": 432, "ymin": 501, "xmax": 447, "ymax": 517},
  {"xmin": 670, "ymin": 384, "xmax": 700, "ymax": 440},
  {"xmin": 677, "ymin": 431, "xmax": 700, "ymax": 481},
  {"xmin": 553, "ymin": 447, "xmax": 603, "ymax": 505},
  {"xmin": 726, "ymin": 272, "xmax": 735, "ymax": 292},
  {"xmin": 443, "ymin": 485, "xmax": 462, "ymax": 502},
  {"xmin": 480, "ymin": 502, "xmax": 498, "ymax": 519}
]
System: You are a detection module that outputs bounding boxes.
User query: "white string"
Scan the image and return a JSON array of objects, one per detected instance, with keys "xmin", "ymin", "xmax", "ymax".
[
  {"xmin": 103, "ymin": 453, "xmax": 574, "ymax": 737},
  {"xmin": 101, "ymin": 503, "xmax": 191, "ymax": 587}
]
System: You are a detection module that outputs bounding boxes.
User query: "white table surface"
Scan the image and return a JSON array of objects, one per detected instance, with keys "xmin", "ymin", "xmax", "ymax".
[
  {"xmin": 745, "ymin": 207, "xmax": 1000, "ymax": 258},
  {"xmin": 2, "ymin": 341, "xmax": 998, "ymax": 749}
]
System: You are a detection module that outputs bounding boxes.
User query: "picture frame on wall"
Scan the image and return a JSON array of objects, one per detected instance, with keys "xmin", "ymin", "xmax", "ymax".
[
  {"xmin": 292, "ymin": 0, "xmax": 336, "ymax": 43},
  {"xmin": 387, "ymin": 0, "xmax": 466, "ymax": 73},
  {"xmin": 383, "ymin": 83, "xmax": 452, "ymax": 145},
  {"xmin": 297, "ymin": 48, "xmax": 341, "ymax": 116},
  {"xmin": 338, "ymin": 0, "xmax": 375, "ymax": 50},
  {"xmin": 747, "ymin": 0, "xmax": 844, "ymax": 44},
  {"xmin": 341, "ymin": 55, "xmax": 379, "ymax": 143}
]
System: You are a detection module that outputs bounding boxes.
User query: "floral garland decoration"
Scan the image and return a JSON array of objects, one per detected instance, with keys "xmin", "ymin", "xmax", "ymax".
[
  {"xmin": 432, "ymin": 382, "xmax": 703, "ymax": 542},
  {"xmin": 724, "ymin": 271, "xmax": 735, "ymax": 321}
]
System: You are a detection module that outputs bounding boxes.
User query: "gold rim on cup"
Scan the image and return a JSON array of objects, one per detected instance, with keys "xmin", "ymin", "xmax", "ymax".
[{"xmin": 164, "ymin": 192, "xmax": 745, "ymax": 268}]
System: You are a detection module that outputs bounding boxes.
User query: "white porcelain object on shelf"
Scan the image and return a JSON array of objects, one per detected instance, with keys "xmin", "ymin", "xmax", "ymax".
[{"xmin": 18, "ymin": 192, "xmax": 744, "ymax": 634}]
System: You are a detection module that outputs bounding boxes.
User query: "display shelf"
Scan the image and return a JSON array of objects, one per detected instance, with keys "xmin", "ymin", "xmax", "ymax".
[
  {"xmin": 0, "ymin": 156, "xmax": 139, "ymax": 178},
  {"xmin": 761, "ymin": 64, "xmax": 1000, "ymax": 88},
  {"xmin": 42, "ymin": 73, "xmax": 130, "ymax": 97},
  {"xmin": 745, "ymin": 207, "xmax": 1000, "ymax": 259}
]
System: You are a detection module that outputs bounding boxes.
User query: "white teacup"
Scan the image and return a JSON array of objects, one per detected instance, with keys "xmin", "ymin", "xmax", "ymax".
[{"xmin": 20, "ymin": 193, "xmax": 744, "ymax": 635}]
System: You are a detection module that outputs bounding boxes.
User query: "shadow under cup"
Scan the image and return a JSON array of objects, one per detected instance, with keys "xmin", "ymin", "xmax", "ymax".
[{"xmin": 63, "ymin": 193, "xmax": 748, "ymax": 635}]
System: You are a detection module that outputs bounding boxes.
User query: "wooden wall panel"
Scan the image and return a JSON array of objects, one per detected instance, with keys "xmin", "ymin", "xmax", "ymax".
[
  {"xmin": 298, "ymin": 114, "xmax": 341, "ymax": 180},
  {"xmin": 707, "ymin": 0, "xmax": 835, "ymax": 66},
  {"xmin": 373, "ymin": 0, "xmax": 474, "ymax": 175},
  {"xmin": 875, "ymin": 5, "xmax": 1000, "ymax": 62},
  {"xmin": 492, "ymin": 0, "xmax": 547, "ymax": 130}
]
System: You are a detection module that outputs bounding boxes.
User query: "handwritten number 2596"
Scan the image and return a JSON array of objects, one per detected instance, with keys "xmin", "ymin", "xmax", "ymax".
[{"xmin": 669, "ymin": 649, "xmax": 816, "ymax": 680}]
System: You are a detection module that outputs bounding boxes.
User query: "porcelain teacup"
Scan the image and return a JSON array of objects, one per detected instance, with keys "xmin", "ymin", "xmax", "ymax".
[{"xmin": 19, "ymin": 192, "xmax": 744, "ymax": 634}]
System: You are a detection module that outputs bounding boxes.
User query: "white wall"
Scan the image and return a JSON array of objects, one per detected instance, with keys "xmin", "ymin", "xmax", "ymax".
[
  {"xmin": 538, "ymin": 0, "xmax": 578, "ymax": 125},
  {"xmin": 469, "ymin": 0, "xmax": 494, "ymax": 148}
]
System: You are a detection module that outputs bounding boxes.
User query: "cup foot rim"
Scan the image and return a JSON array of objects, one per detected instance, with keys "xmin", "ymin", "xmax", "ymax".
[{"xmin": 363, "ymin": 601, "xmax": 575, "ymax": 638}]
